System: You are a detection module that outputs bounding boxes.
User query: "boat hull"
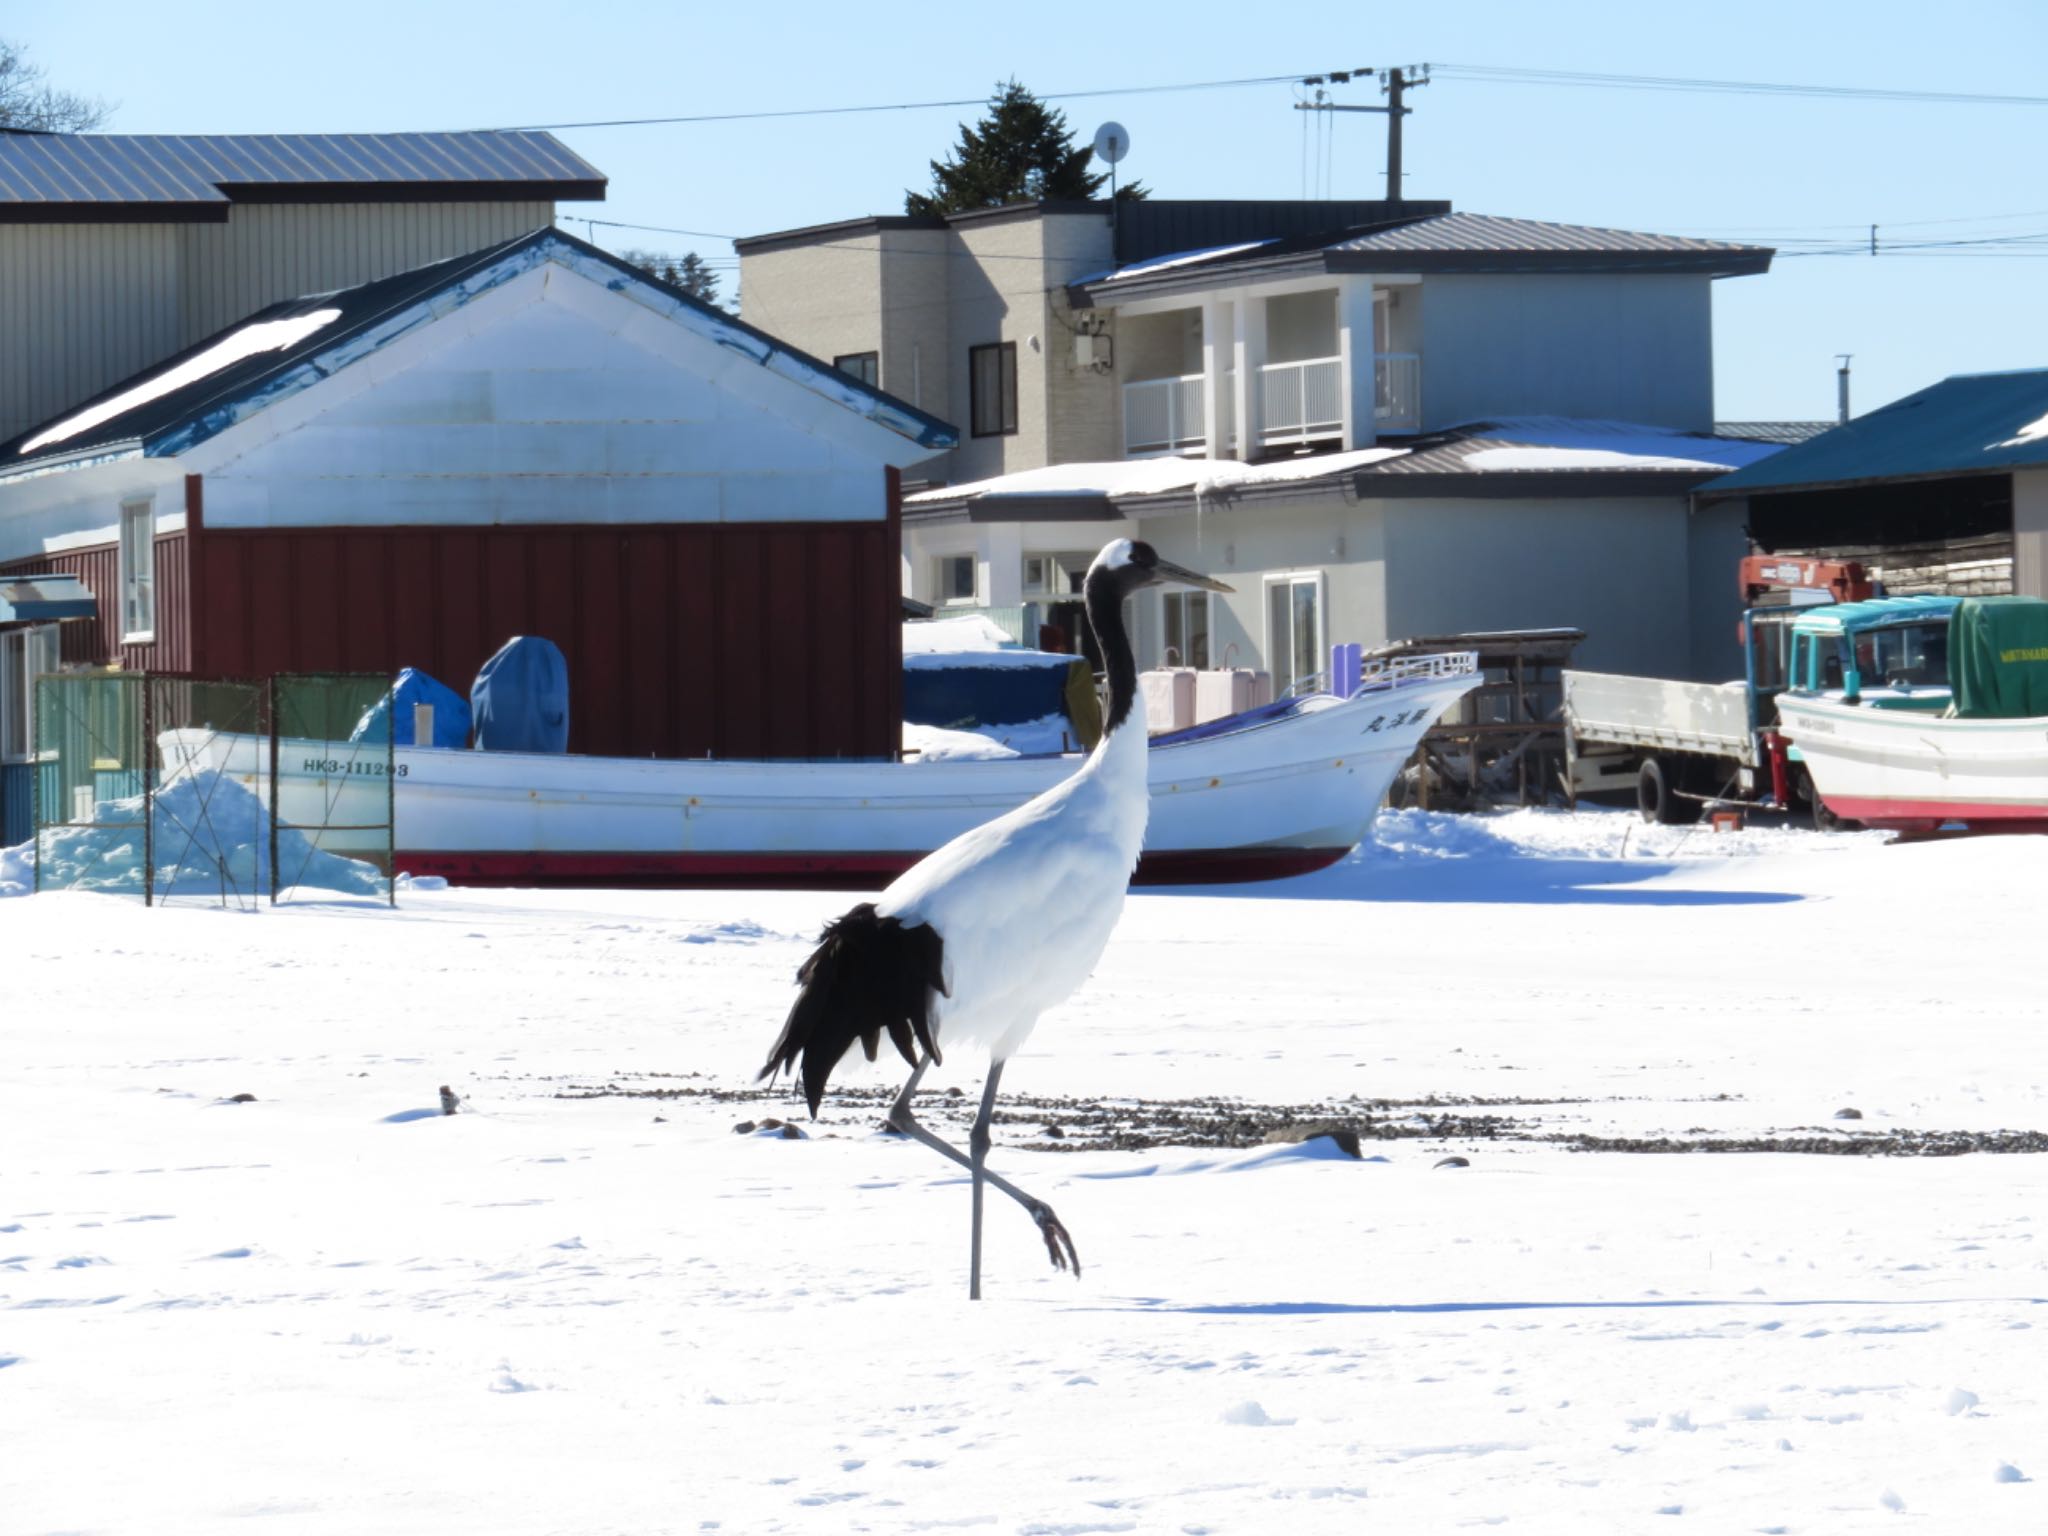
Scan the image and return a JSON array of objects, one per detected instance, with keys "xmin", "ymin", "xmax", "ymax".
[
  {"xmin": 1776, "ymin": 692, "xmax": 2048, "ymax": 833},
  {"xmin": 162, "ymin": 659, "xmax": 1478, "ymax": 888}
]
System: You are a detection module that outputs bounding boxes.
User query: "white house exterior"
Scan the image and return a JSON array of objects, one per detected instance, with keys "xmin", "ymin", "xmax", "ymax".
[{"xmin": 740, "ymin": 198, "xmax": 1778, "ymax": 689}]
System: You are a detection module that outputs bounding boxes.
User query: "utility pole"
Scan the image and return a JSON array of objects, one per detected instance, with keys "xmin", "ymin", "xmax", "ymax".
[{"xmin": 1293, "ymin": 63, "xmax": 1430, "ymax": 204}]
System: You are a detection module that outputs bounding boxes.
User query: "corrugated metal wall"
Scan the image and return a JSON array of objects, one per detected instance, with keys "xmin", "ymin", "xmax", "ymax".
[
  {"xmin": 0, "ymin": 224, "xmax": 184, "ymax": 446},
  {"xmin": 176, "ymin": 202, "xmax": 555, "ymax": 344},
  {"xmin": 190, "ymin": 519, "xmax": 901, "ymax": 760},
  {"xmin": 0, "ymin": 202, "xmax": 555, "ymax": 446}
]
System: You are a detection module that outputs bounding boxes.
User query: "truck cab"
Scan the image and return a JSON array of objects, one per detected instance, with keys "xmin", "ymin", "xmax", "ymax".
[{"xmin": 1780, "ymin": 596, "xmax": 1959, "ymax": 713}]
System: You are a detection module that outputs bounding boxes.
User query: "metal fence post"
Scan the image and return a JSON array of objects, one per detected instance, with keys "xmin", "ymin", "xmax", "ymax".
[
  {"xmin": 142, "ymin": 678, "xmax": 155, "ymax": 909},
  {"xmin": 267, "ymin": 675, "xmax": 280, "ymax": 906}
]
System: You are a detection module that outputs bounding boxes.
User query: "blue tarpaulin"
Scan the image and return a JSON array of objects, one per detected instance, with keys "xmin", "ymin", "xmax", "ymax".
[
  {"xmin": 471, "ymin": 636, "xmax": 569, "ymax": 753},
  {"xmin": 351, "ymin": 668, "xmax": 473, "ymax": 748}
]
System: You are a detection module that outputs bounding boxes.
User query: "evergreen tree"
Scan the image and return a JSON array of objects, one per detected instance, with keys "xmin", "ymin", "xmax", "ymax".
[
  {"xmin": 621, "ymin": 247, "xmax": 723, "ymax": 310},
  {"xmin": 905, "ymin": 80, "xmax": 1146, "ymax": 216},
  {"xmin": 0, "ymin": 38, "xmax": 111, "ymax": 131}
]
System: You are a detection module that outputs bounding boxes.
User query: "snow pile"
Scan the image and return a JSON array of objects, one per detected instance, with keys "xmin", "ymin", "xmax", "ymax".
[
  {"xmin": 2, "ymin": 768, "xmax": 385, "ymax": 901},
  {"xmin": 903, "ymin": 711, "xmax": 1075, "ymax": 760}
]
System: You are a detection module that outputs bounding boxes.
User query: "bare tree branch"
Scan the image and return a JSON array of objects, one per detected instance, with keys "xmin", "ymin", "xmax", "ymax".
[{"xmin": 0, "ymin": 39, "xmax": 113, "ymax": 133}]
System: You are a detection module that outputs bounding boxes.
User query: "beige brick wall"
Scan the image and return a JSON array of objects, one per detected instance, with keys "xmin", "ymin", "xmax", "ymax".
[
  {"xmin": 738, "ymin": 237, "xmax": 884, "ymax": 375},
  {"xmin": 739, "ymin": 208, "xmax": 1115, "ymax": 486}
]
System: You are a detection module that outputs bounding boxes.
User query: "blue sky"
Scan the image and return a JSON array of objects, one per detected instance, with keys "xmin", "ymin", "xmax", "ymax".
[{"xmin": 15, "ymin": 0, "xmax": 2047, "ymax": 423}]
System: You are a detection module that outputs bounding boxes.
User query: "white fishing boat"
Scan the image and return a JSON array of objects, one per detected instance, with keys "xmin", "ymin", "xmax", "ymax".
[
  {"xmin": 161, "ymin": 652, "xmax": 1479, "ymax": 887},
  {"xmin": 1775, "ymin": 693, "xmax": 2048, "ymax": 834},
  {"xmin": 1776, "ymin": 595, "xmax": 2048, "ymax": 835}
]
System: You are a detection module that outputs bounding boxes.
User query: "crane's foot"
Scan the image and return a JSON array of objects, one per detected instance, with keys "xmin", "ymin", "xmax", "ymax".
[{"xmin": 1029, "ymin": 1200, "xmax": 1081, "ymax": 1278}]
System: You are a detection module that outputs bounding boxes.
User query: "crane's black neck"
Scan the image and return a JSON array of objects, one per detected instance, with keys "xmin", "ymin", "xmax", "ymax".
[{"xmin": 1084, "ymin": 564, "xmax": 1138, "ymax": 738}]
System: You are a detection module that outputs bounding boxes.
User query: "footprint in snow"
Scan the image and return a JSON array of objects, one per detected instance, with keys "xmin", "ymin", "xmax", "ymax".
[
  {"xmin": 489, "ymin": 1371, "xmax": 541, "ymax": 1394},
  {"xmin": 1994, "ymin": 1463, "xmax": 2029, "ymax": 1484}
]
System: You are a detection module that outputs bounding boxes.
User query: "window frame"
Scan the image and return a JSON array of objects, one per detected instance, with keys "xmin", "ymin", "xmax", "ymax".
[
  {"xmin": 0, "ymin": 625, "xmax": 61, "ymax": 765},
  {"xmin": 1262, "ymin": 569, "xmax": 1328, "ymax": 696},
  {"xmin": 119, "ymin": 497, "xmax": 156, "ymax": 642},
  {"xmin": 968, "ymin": 341, "xmax": 1018, "ymax": 438},
  {"xmin": 833, "ymin": 351, "xmax": 879, "ymax": 388},
  {"xmin": 1161, "ymin": 589, "xmax": 1212, "ymax": 669},
  {"xmin": 937, "ymin": 554, "xmax": 978, "ymax": 606}
]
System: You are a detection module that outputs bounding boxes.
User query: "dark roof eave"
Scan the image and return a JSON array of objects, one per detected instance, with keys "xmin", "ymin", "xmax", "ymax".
[
  {"xmin": 1695, "ymin": 465, "xmax": 2018, "ymax": 503},
  {"xmin": 734, "ymin": 212, "xmax": 947, "ymax": 254}
]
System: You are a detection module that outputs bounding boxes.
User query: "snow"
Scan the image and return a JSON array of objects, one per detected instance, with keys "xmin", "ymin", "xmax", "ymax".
[
  {"xmin": 1462, "ymin": 445, "xmax": 1746, "ymax": 472},
  {"xmin": 4, "ymin": 807, "xmax": 2047, "ymax": 1532},
  {"xmin": 904, "ymin": 712, "xmax": 1075, "ymax": 760},
  {"xmin": 17, "ymin": 308, "xmax": 343, "ymax": 457},
  {"xmin": 1071, "ymin": 240, "xmax": 1278, "ymax": 286},
  {"xmin": 1994, "ymin": 409, "xmax": 2048, "ymax": 450},
  {"xmin": 901, "ymin": 613, "xmax": 1017, "ymax": 655},
  {"xmin": 907, "ymin": 445, "xmax": 1414, "ymax": 507},
  {"xmin": 1454, "ymin": 417, "xmax": 1786, "ymax": 472},
  {"xmin": 1, "ymin": 769, "xmax": 386, "ymax": 902}
]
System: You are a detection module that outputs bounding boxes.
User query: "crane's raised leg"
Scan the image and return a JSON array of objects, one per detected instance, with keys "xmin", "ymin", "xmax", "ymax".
[{"xmin": 886, "ymin": 1052, "xmax": 1079, "ymax": 1296}]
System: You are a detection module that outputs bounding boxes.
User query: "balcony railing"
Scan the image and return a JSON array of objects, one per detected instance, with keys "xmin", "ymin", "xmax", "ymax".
[
  {"xmin": 1375, "ymin": 352, "xmax": 1422, "ymax": 432},
  {"xmin": 1123, "ymin": 373, "xmax": 1205, "ymax": 456},
  {"xmin": 1122, "ymin": 373, "xmax": 1236, "ymax": 457},
  {"xmin": 1259, "ymin": 357, "xmax": 1343, "ymax": 447},
  {"xmin": 1123, "ymin": 353, "xmax": 1419, "ymax": 457}
]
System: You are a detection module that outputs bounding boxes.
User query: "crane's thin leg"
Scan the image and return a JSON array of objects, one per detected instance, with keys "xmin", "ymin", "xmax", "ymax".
[
  {"xmin": 968, "ymin": 1060, "xmax": 1004, "ymax": 1300},
  {"xmin": 884, "ymin": 1052, "xmax": 1079, "ymax": 1284}
]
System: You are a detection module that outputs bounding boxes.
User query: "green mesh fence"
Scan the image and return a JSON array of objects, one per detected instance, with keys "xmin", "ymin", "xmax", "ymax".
[{"xmin": 32, "ymin": 671, "xmax": 394, "ymax": 908}]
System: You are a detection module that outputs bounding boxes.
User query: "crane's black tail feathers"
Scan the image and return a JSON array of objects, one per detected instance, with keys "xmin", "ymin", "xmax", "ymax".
[{"xmin": 757, "ymin": 903, "xmax": 948, "ymax": 1117}]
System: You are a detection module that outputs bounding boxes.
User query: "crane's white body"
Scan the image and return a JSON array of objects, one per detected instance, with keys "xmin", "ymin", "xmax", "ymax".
[{"xmin": 878, "ymin": 686, "xmax": 1149, "ymax": 1063}]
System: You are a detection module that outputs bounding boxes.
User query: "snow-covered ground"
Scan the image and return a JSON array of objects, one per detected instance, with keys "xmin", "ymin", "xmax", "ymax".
[{"xmin": 4, "ymin": 809, "xmax": 2045, "ymax": 1533}]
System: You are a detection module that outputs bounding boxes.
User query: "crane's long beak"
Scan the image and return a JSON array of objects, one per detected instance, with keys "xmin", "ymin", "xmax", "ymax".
[{"xmin": 1153, "ymin": 557, "xmax": 1234, "ymax": 594}]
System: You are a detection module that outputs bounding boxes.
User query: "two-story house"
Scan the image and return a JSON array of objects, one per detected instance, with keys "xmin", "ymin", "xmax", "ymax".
[{"xmin": 739, "ymin": 198, "xmax": 1782, "ymax": 689}]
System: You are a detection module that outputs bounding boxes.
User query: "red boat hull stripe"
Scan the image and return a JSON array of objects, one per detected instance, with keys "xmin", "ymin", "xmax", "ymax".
[
  {"xmin": 396, "ymin": 846, "xmax": 1352, "ymax": 890},
  {"xmin": 1824, "ymin": 794, "xmax": 2048, "ymax": 833}
]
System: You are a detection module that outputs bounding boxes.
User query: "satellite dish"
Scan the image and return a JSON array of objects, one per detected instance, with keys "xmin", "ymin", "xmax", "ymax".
[{"xmin": 1092, "ymin": 122, "xmax": 1130, "ymax": 166}]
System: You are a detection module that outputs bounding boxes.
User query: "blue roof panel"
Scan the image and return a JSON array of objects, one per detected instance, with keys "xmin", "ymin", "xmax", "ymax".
[{"xmin": 1702, "ymin": 371, "xmax": 2048, "ymax": 496}]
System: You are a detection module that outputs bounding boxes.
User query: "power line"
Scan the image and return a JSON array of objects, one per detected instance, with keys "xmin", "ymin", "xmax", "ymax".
[
  {"xmin": 483, "ymin": 69, "xmax": 1325, "ymax": 133},
  {"xmin": 1434, "ymin": 63, "xmax": 2048, "ymax": 108}
]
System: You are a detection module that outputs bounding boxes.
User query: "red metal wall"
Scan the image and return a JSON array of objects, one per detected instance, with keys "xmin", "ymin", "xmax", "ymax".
[
  {"xmin": 4, "ymin": 470, "xmax": 907, "ymax": 761},
  {"xmin": 0, "ymin": 529, "xmax": 191, "ymax": 673},
  {"xmin": 188, "ymin": 517, "xmax": 902, "ymax": 760}
]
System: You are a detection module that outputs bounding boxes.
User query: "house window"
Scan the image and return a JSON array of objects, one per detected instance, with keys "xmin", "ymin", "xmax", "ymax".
[
  {"xmin": 120, "ymin": 498, "xmax": 155, "ymax": 640},
  {"xmin": 1264, "ymin": 571, "xmax": 1326, "ymax": 695},
  {"xmin": 938, "ymin": 554, "xmax": 977, "ymax": 604},
  {"xmin": 1, "ymin": 625, "xmax": 60, "ymax": 764},
  {"xmin": 834, "ymin": 351, "xmax": 879, "ymax": 387},
  {"xmin": 1162, "ymin": 590, "xmax": 1211, "ymax": 668},
  {"xmin": 969, "ymin": 342, "xmax": 1017, "ymax": 437},
  {"xmin": 1022, "ymin": 556, "xmax": 1056, "ymax": 597}
]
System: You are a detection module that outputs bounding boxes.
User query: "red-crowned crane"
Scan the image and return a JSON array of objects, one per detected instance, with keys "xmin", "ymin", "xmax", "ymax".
[{"xmin": 759, "ymin": 538, "xmax": 1232, "ymax": 1298}]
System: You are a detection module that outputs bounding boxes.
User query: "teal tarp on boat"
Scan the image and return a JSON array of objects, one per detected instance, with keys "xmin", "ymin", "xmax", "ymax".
[{"xmin": 1949, "ymin": 597, "xmax": 2048, "ymax": 719}]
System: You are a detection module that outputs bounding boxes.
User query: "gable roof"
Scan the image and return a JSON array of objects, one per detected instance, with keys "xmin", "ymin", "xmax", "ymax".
[
  {"xmin": 1699, "ymin": 370, "xmax": 2048, "ymax": 498},
  {"xmin": 1071, "ymin": 212, "xmax": 1772, "ymax": 304},
  {"xmin": 0, "ymin": 130, "xmax": 605, "ymax": 221},
  {"xmin": 0, "ymin": 227, "xmax": 957, "ymax": 476}
]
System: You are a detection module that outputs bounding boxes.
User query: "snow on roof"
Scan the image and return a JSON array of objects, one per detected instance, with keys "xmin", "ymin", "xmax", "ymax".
[
  {"xmin": 906, "ymin": 445, "xmax": 1412, "ymax": 506},
  {"xmin": 1450, "ymin": 417, "xmax": 1782, "ymax": 473},
  {"xmin": 17, "ymin": 308, "xmax": 343, "ymax": 457},
  {"xmin": 1070, "ymin": 240, "xmax": 1277, "ymax": 286}
]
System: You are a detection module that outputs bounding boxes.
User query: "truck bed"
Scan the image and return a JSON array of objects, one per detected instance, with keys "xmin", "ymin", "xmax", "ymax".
[{"xmin": 1563, "ymin": 670, "xmax": 1757, "ymax": 765}]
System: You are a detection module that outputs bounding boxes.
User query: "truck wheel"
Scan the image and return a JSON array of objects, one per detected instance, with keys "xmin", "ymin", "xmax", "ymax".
[{"xmin": 1637, "ymin": 756, "xmax": 1702, "ymax": 826}]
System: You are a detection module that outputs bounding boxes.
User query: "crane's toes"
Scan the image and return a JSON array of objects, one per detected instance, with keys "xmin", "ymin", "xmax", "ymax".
[{"xmin": 1032, "ymin": 1205, "xmax": 1081, "ymax": 1278}]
